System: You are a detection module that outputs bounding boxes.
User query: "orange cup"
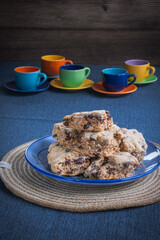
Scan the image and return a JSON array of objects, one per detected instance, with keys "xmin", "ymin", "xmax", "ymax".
[{"xmin": 41, "ymin": 55, "xmax": 73, "ymax": 77}]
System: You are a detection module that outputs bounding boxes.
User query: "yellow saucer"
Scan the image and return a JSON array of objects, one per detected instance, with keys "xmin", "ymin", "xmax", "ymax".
[{"xmin": 50, "ymin": 78, "xmax": 94, "ymax": 91}]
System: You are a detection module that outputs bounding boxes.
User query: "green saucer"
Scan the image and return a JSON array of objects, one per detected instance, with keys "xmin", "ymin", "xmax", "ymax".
[{"xmin": 133, "ymin": 75, "xmax": 158, "ymax": 85}]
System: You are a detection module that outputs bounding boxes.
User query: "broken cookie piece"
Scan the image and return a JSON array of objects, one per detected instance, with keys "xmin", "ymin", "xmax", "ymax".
[
  {"xmin": 98, "ymin": 152, "xmax": 139, "ymax": 180},
  {"xmin": 63, "ymin": 110, "xmax": 113, "ymax": 131},
  {"xmin": 52, "ymin": 123, "xmax": 121, "ymax": 158},
  {"xmin": 48, "ymin": 143, "xmax": 90, "ymax": 176},
  {"xmin": 84, "ymin": 159, "xmax": 104, "ymax": 178},
  {"xmin": 119, "ymin": 128, "xmax": 148, "ymax": 161}
]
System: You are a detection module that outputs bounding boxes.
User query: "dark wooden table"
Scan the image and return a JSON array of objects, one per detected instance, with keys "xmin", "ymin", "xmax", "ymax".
[{"xmin": 1, "ymin": 1, "xmax": 160, "ymax": 65}]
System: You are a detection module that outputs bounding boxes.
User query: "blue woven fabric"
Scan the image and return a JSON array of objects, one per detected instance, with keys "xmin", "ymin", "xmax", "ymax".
[{"xmin": 0, "ymin": 61, "xmax": 160, "ymax": 240}]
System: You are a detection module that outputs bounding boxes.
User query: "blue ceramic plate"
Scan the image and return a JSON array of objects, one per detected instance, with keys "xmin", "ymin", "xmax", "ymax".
[
  {"xmin": 4, "ymin": 81, "xmax": 50, "ymax": 93},
  {"xmin": 25, "ymin": 135, "xmax": 160, "ymax": 185}
]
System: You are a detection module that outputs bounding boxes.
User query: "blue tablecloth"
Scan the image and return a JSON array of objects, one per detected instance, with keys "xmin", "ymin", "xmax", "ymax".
[{"xmin": 0, "ymin": 61, "xmax": 160, "ymax": 240}]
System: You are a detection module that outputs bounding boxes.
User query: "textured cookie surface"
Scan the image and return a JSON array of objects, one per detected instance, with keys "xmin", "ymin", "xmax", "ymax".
[
  {"xmin": 63, "ymin": 110, "xmax": 113, "ymax": 131},
  {"xmin": 49, "ymin": 111, "xmax": 147, "ymax": 180},
  {"xmin": 53, "ymin": 123, "xmax": 121, "ymax": 158},
  {"xmin": 98, "ymin": 152, "xmax": 139, "ymax": 180},
  {"xmin": 48, "ymin": 143, "xmax": 90, "ymax": 176},
  {"xmin": 84, "ymin": 159, "xmax": 104, "ymax": 178},
  {"xmin": 119, "ymin": 128, "xmax": 148, "ymax": 161}
]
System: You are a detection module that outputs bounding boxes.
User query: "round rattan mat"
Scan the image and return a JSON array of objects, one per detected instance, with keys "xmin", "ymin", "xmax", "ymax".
[{"xmin": 0, "ymin": 141, "xmax": 160, "ymax": 212}]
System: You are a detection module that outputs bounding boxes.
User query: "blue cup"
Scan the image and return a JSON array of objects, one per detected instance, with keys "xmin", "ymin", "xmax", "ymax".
[
  {"xmin": 102, "ymin": 68, "xmax": 136, "ymax": 92},
  {"xmin": 14, "ymin": 66, "xmax": 47, "ymax": 90}
]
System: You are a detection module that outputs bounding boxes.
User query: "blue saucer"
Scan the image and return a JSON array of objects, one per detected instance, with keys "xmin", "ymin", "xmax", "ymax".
[
  {"xmin": 47, "ymin": 75, "xmax": 59, "ymax": 79},
  {"xmin": 25, "ymin": 135, "xmax": 160, "ymax": 186},
  {"xmin": 4, "ymin": 81, "xmax": 50, "ymax": 93}
]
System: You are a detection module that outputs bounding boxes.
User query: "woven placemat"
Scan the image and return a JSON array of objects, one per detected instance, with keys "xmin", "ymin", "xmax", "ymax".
[{"xmin": 0, "ymin": 141, "xmax": 160, "ymax": 212}]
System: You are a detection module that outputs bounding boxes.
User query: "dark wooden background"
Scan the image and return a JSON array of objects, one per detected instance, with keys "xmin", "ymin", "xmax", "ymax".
[{"xmin": 1, "ymin": 0, "xmax": 160, "ymax": 65}]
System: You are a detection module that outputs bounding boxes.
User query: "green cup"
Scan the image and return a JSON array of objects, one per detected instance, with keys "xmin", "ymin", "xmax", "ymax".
[{"xmin": 59, "ymin": 64, "xmax": 90, "ymax": 88}]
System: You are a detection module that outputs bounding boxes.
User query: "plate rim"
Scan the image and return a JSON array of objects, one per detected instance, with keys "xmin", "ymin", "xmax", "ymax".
[
  {"xmin": 25, "ymin": 135, "xmax": 160, "ymax": 185},
  {"xmin": 50, "ymin": 78, "xmax": 94, "ymax": 90},
  {"xmin": 134, "ymin": 77, "xmax": 157, "ymax": 85},
  {"xmin": 4, "ymin": 81, "xmax": 50, "ymax": 93},
  {"xmin": 129, "ymin": 75, "xmax": 158, "ymax": 85},
  {"xmin": 92, "ymin": 82, "xmax": 137, "ymax": 95},
  {"xmin": 47, "ymin": 75, "xmax": 59, "ymax": 78}
]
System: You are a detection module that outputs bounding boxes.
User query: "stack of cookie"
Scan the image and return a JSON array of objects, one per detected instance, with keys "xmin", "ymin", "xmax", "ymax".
[{"xmin": 47, "ymin": 110, "xmax": 147, "ymax": 179}]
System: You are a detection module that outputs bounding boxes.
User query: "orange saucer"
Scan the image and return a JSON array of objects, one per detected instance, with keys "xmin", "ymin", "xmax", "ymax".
[{"xmin": 92, "ymin": 82, "xmax": 137, "ymax": 95}]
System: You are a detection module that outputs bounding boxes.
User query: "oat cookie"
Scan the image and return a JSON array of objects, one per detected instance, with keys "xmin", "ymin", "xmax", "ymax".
[
  {"xmin": 53, "ymin": 123, "xmax": 121, "ymax": 158},
  {"xmin": 119, "ymin": 128, "xmax": 148, "ymax": 161},
  {"xmin": 98, "ymin": 152, "xmax": 139, "ymax": 180},
  {"xmin": 48, "ymin": 143, "xmax": 90, "ymax": 176},
  {"xmin": 84, "ymin": 159, "xmax": 104, "ymax": 178},
  {"xmin": 63, "ymin": 110, "xmax": 113, "ymax": 131}
]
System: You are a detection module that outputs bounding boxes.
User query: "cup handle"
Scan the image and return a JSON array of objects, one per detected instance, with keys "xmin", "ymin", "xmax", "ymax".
[
  {"xmin": 38, "ymin": 73, "xmax": 47, "ymax": 86},
  {"xmin": 65, "ymin": 60, "xmax": 73, "ymax": 65},
  {"xmin": 127, "ymin": 74, "xmax": 137, "ymax": 87},
  {"xmin": 145, "ymin": 66, "xmax": 155, "ymax": 79},
  {"xmin": 84, "ymin": 67, "xmax": 91, "ymax": 79}
]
